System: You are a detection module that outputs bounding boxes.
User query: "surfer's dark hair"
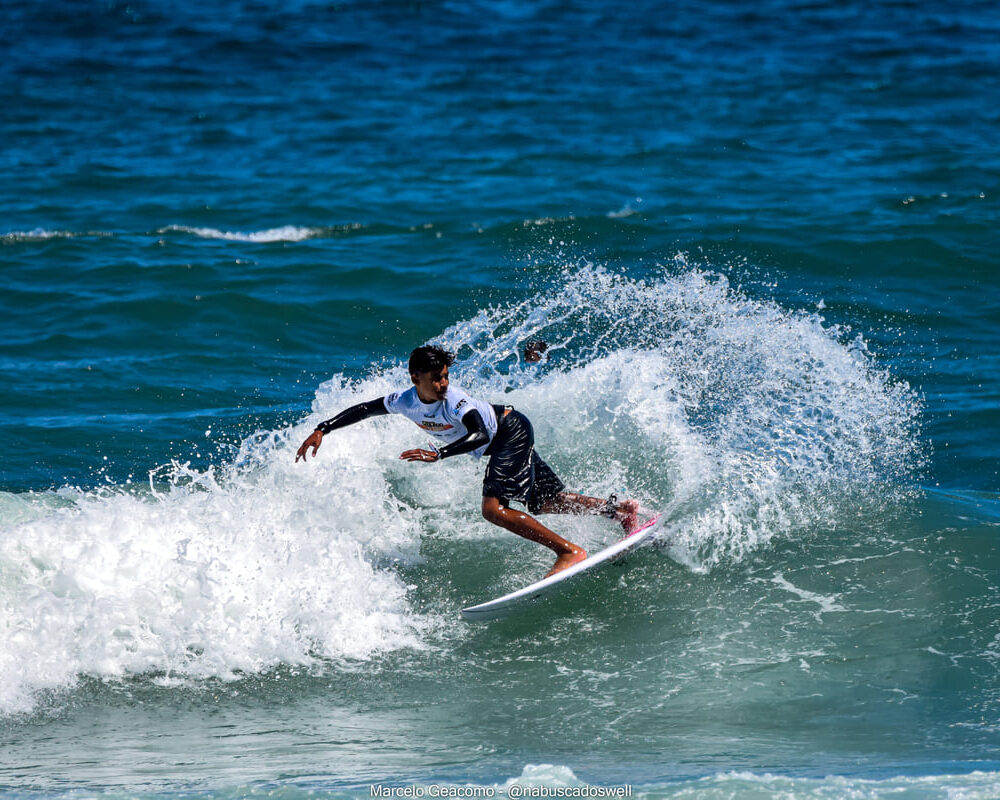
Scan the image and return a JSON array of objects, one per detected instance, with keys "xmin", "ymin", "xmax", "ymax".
[{"xmin": 409, "ymin": 345, "xmax": 454, "ymax": 375}]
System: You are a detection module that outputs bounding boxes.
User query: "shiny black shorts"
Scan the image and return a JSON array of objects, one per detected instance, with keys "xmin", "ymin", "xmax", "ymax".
[{"xmin": 482, "ymin": 409, "xmax": 565, "ymax": 513}]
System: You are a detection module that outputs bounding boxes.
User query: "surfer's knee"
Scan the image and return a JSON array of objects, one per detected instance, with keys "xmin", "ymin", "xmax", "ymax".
[{"xmin": 481, "ymin": 496, "xmax": 505, "ymax": 524}]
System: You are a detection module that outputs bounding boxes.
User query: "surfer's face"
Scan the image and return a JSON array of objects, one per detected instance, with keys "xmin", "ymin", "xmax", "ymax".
[{"xmin": 412, "ymin": 364, "xmax": 449, "ymax": 403}]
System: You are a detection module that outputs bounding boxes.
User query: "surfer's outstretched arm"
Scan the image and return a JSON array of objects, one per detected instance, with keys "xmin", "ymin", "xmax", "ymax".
[{"xmin": 295, "ymin": 398, "xmax": 388, "ymax": 461}]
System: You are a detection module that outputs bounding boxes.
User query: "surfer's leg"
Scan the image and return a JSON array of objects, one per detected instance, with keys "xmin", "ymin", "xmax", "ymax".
[
  {"xmin": 482, "ymin": 496, "xmax": 587, "ymax": 577},
  {"xmin": 480, "ymin": 410, "xmax": 586, "ymax": 575},
  {"xmin": 538, "ymin": 492, "xmax": 641, "ymax": 535}
]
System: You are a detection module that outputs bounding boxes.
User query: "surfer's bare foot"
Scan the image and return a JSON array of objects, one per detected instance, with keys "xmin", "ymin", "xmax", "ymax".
[
  {"xmin": 545, "ymin": 545, "xmax": 587, "ymax": 578},
  {"xmin": 617, "ymin": 499, "xmax": 641, "ymax": 535}
]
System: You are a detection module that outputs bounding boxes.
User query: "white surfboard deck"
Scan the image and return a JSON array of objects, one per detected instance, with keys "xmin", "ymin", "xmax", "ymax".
[{"xmin": 461, "ymin": 514, "xmax": 661, "ymax": 622}]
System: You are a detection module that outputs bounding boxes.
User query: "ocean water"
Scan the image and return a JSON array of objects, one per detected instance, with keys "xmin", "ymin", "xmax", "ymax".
[{"xmin": 2, "ymin": 0, "xmax": 999, "ymax": 797}]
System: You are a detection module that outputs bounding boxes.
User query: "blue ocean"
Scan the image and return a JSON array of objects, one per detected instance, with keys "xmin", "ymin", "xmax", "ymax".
[{"xmin": 2, "ymin": 1, "xmax": 999, "ymax": 797}]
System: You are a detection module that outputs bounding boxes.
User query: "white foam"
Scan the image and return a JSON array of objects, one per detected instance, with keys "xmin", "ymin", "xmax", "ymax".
[
  {"xmin": 501, "ymin": 766, "xmax": 1000, "ymax": 799},
  {"xmin": 678, "ymin": 770, "xmax": 1000, "ymax": 799},
  {"xmin": 161, "ymin": 224, "xmax": 319, "ymax": 242},
  {"xmin": 770, "ymin": 571, "xmax": 847, "ymax": 616},
  {"xmin": 0, "ymin": 393, "xmax": 431, "ymax": 715},
  {"xmin": 1, "ymin": 228, "xmax": 75, "ymax": 242},
  {"xmin": 415, "ymin": 764, "xmax": 1000, "ymax": 799},
  {"xmin": 501, "ymin": 764, "xmax": 586, "ymax": 790}
]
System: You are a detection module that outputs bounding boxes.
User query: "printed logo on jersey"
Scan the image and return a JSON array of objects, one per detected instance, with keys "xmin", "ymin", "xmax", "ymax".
[
  {"xmin": 419, "ymin": 421, "xmax": 454, "ymax": 432},
  {"xmin": 455, "ymin": 398, "xmax": 467, "ymax": 413}
]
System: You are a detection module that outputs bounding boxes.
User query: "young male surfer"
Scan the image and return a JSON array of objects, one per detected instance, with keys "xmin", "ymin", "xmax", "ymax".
[{"xmin": 295, "ymin": 345, "xmax": 642, "ymax": 577}]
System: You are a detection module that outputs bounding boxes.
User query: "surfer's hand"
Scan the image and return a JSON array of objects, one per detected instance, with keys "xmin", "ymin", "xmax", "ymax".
[
  {"xmin": 296, "ymin": 430, "xmax": 324, "ymax": 462},
  {"xmin": 399, "ymin": 448, "xmax": 440, "ymax": 463}
]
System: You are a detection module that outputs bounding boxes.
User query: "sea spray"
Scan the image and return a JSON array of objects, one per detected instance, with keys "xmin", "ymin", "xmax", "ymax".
[{"xmin": 434, "ymin": 264, "xmax": 924, "ymax": 568}]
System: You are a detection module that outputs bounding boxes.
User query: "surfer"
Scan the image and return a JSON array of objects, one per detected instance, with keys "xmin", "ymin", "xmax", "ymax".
[{"xmin": 295, "ymin": 345, "xmax": 641, "ymax": 577}]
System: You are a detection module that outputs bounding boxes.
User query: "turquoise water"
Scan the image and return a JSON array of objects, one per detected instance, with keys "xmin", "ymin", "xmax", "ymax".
[{"xmin": 2, "ymin": 1, "xmax": 1000, "ymax": 797}]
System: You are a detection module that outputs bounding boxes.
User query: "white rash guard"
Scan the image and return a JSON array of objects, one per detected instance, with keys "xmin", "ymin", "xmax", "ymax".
[{"xmin": 383, "ymin": 385, "xmax": 498, "ymax": 459}]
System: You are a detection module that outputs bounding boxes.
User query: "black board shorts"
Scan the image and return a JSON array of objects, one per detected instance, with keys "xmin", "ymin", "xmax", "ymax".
[{"xmin": 482, "ymin": 408, "xmax": 565, "ymax": 513}]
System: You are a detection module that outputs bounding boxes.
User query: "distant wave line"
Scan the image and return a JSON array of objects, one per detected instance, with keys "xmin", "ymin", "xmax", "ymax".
[{"xmin": 158, "ymin": 223, "xmax": 363, "ymax": 242}]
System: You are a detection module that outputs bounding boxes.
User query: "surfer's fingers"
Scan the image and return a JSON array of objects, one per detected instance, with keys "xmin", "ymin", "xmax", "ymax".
[
  {"xmin": 295, "ymin": 434, "xmax": 320, "ymax": 462},
  {"xmin": 400, "ymin": 449, "xmax": 434, "ymax": 462}
]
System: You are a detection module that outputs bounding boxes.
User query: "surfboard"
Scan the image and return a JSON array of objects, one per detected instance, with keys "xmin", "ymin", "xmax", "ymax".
[{"xmin": 460, "ymin": 514, "xmax": 661, "ymax": 622}]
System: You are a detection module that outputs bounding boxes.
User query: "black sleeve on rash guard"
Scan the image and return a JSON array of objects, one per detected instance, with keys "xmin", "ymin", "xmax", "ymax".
[
  {"xmin": 315, "ymin": 397, "xmax": 389, "ymax": 434},
  {"xmin": 437, "ymin": 409, "xmax": 491, "ymax": 460}
]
